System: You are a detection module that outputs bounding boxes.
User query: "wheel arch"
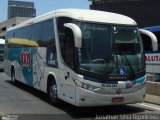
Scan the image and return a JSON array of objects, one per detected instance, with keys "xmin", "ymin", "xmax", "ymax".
[
  {"xmin": 47, "ymin": 72, "xmax": 60, "ymax": 104},
  {"xmin": 47, "ymin": 73, "xmax": 57, "ymax": 94}
]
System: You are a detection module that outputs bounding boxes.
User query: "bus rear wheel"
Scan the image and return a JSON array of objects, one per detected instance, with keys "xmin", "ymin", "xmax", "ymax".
[
  {"xmin": 11, "ymin": 69, "xmax": 16, "ymax": 84},
  {"xmin": 48, "ymin": 81, "xmax": 59, "ymax": 105}
]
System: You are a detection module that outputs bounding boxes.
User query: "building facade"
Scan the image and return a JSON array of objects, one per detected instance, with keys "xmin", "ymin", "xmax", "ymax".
[
  {"xmin": 0, "ymin": 17, "xmax": 31, "ymax": 39},
  {"xmin": 8, "ymin": 0, "xmax": 36, "ymax": 19},
  {"xmin": 0, "ymin": 0, "xmax": 36, "ymax": 39},
  {"xmin": 90, "ymin": 0, "xmax": 160, "ymax": 28}
]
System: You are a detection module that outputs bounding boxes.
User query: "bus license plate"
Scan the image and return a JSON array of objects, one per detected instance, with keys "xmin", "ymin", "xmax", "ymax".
[{"xmin": 112, "ymin": 97, "xmax": 124, "ymax": 103}]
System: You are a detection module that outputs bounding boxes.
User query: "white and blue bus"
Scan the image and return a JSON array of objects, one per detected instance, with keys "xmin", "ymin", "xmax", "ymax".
[
  {"xmin": 4, "ymin": 9, "xmax": 157, "ymax": 106},
  {"xmin": 143, "ymin": 26, "xmax": 160, "ymax": 81},
  {"xmin": 0, "ymin": 39, "xmax": 5, "ymax": 70}
]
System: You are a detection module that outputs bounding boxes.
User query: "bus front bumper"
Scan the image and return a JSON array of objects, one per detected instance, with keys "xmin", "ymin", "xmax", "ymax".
[{"xmin": 75, "ymin": 85, "xmax": 146, "ymax": 107}]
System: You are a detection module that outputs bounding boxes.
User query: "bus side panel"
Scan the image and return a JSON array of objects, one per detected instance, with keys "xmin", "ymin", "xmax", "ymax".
[
  {"xmin": 145, "ymin": 53, "xmax": 160, "ymax": 81},
  {"xmin": 5, "ymin": 46, "xmax": 58, "ymax": 93},
  {"xmin": 30, "ymin": 46, "xmax": 61, "ymax": 94},
  {"xmin": 6, "ymin": 47, "xmax": 47, "ymax": 87},
  {"xmin": 32, "ymin": 47, "xmax": 47, "ymax": 91},
  {"xmin": 40, "ymin": 67, "xmax": 60, "ymax": 94},
  {"xmin": 7, "ymin": 48, "xmax": 33, "ymax": 85},
  {"xmin": 5, "ymin": 46, "xmax": 60, "ymax": 93},
  {"xmin": 32, "ymin": 47, "xmax": 61, "ymax": 94}
]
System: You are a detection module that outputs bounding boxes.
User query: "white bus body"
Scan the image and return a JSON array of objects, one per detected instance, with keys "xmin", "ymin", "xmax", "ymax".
[{"xmin": 4, "ymin": 9, "xmax": 157, "ymax": 106}]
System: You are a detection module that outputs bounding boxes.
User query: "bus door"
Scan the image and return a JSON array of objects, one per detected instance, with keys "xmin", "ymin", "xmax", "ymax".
[
  {"xmin": 60, "ymin": 64, "xmax": 76, "ymax": 105},
  {"xmin": 59, "ymin": 28, "xmax": 77, "ymax": 105}
]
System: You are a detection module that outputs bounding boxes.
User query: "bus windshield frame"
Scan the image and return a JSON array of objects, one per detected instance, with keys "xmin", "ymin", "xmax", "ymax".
[{"xmin": 75, "ymin": 21, "xmax": 145, "ymax": 81}]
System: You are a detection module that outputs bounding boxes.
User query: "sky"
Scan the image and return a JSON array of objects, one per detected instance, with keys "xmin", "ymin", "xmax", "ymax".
[{"xmin": 0, "ymin": 0, "xmax": 90, "ymax": 22}]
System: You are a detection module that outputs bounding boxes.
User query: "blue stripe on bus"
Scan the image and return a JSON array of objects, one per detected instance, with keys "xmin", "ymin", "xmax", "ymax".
[
  {"xmin": 83, "ymin": 76, "xmax": 118, "ymax": 84},
  {"xmin": 126, "ymin": 76, "xmax": 145, "ymax": 88},
  {"xmin": 135, "ymin": 76, "xmax": 146, "ymax": 83},
  {"xmin": 83, "ymin": 76, "xmax": 145, "ymax": 84},
  {"xmin": 143, "ymin": 26, "xmax": 160, "ymax": 32}
]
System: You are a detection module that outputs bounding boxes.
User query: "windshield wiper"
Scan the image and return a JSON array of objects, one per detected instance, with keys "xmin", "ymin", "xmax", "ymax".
[
  {"xmin": 97, "ymin": 54, "xmax": 113, "ymax": 80},
  {"xmin": 97, "ymin": 51, "xmax": 119, "ymax": 81},
  {"xmin": 121, "ymin": 52, "xmax": 136, "ymax": 79},
  {"xmin": 113, "ymin": 43, "xmax": 136, "ymax": 79},
  {"xmin": 97, "ymin": 45, "xmax": 137, "ymax": 81}
]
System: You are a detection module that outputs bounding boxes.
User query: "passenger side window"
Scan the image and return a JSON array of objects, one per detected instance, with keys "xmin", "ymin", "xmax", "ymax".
[
  {"xmin": 64, "ymin": 28, "xmax": 75, "ymax": 69},
  {"xmin": 57, "ymin": 17, "xmax": 75, "ymax": 69},
  {"xmin": 141, "ymin": 34, "xmax": 152, "ymax": 52},
  {"xmin": 31, "ymin": 22, "xmax": 42, "ymax": 42},
  {"xmin": 42, "ymin": 19, "xmax": 57, "ymax": 67}
]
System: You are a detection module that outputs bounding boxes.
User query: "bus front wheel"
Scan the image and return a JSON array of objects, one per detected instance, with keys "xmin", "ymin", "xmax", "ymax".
[{"xmin": 48, "ymin": 80, "xmax": 59, "ymax": 105}]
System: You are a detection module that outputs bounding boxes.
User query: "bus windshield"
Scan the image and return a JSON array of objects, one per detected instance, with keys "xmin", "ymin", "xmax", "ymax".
[{"xmin": 77, "ymin": 22, "xmax": 145, "ymax": 79}]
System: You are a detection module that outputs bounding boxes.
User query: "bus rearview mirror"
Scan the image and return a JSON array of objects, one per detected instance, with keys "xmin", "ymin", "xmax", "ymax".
[
  {"xmin": 139, "ymin": 29, "xmax": 158, "ymax": 51},
  {"xmin": 64, "ymin": 23, "xmax": 82, "ymax": 48}
]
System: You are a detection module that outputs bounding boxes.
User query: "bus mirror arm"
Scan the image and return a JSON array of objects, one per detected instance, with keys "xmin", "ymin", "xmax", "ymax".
[
  {"xmin": 64, "ymin": 23, "xmax": 82, "ymax": 48},
  {"xmin": 139, "ymin": 29, "xmax": 158, "ymax": 51}
]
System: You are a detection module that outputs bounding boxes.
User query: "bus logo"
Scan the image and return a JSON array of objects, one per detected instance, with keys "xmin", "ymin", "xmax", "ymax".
[
  {"xmin": 119, "ymin": 68, "xmax": 125, "ymax": 75},
  {"xmin": 116, "ymin": 89, "xmax": 121, "ymax": 94},
  {"xmin": 20, "ymin": 49, "xmax": 31, "ymax": 71},
  {"xmin": 126, "ymin": 81, "xmax": 136, "ymax": 88}
]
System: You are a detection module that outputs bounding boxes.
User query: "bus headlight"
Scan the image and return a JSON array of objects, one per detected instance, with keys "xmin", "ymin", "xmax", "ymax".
[{"xmin": 74, "ymin": 80, "xmax": 100, "ymax": 92}]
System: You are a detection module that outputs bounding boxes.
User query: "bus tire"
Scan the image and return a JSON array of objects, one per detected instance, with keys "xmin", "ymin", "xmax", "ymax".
[
  {"xmin": 11, "ymin": 68, "xmax": 16, "ymax": 84},
  {"xmin": 48, "ymin": 79, "xmax": 59, "ymax": 105}
]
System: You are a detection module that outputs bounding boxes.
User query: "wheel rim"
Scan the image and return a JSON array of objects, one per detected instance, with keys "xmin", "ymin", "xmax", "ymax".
[{"xmin": 50, "ymin": 84, "xmax": 58, "ymax": 103}]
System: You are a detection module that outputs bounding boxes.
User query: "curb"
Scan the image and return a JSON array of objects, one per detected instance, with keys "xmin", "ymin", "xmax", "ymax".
[
  {"xmin": 145, "ymin": 81, "xmax": 160, "ymax": 105},
  {"xmin": 144, "ymin": 94, "xmax": 160, "ymax": 105}
]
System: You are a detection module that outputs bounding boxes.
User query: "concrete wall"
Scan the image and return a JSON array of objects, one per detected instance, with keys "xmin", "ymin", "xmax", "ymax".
[
  {"xmin": 145, "ymin": 81, "xmax": 160, "ymax": 105},
  {"xmin": 146, "ymin": 82, "xmax": 160, "ymax": 96}
]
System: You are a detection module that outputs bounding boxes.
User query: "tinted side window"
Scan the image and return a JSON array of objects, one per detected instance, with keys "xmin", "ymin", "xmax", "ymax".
[
  {"xmin": 57, "ymin": 17, "xmax": 72, "ymax": 59},
  {"xmin": 154, "ymin": 32, "xmax": 160, "ymax": 50},
  {"xmin": 41, "ymin": 19, "xmax": 57, "ymax": 67},
  {"xmin": 6, "ymin": 19, "xmax": 58, "ymax": 68},
  {"xmin": 12, "ymin": 25, "xmax": 32, "ymax": 48},
  {"xmin": 31, "ymin": 22, "xmax": 42, "ymax": 42},
  {"xmin": 64, "ymin": 28, "xmax": 75, "ymax": 69},
  {"xmin": 6, "ymin": 30, "xmax": 14, "ymax": 40},
  {"xmin": 141, "ymin": 34, "xmax": 152, "ymax": 52},
  {"xmin": 42, "ymin": 20, "xmax": 55, "ymax": 42},
  {"xmin": 15, "ymin": 25, "xmax": 32, "ymax": 40},
  {"xmin": 57, "ymin": 17, "xmax": 75, "ymax": 69}
]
